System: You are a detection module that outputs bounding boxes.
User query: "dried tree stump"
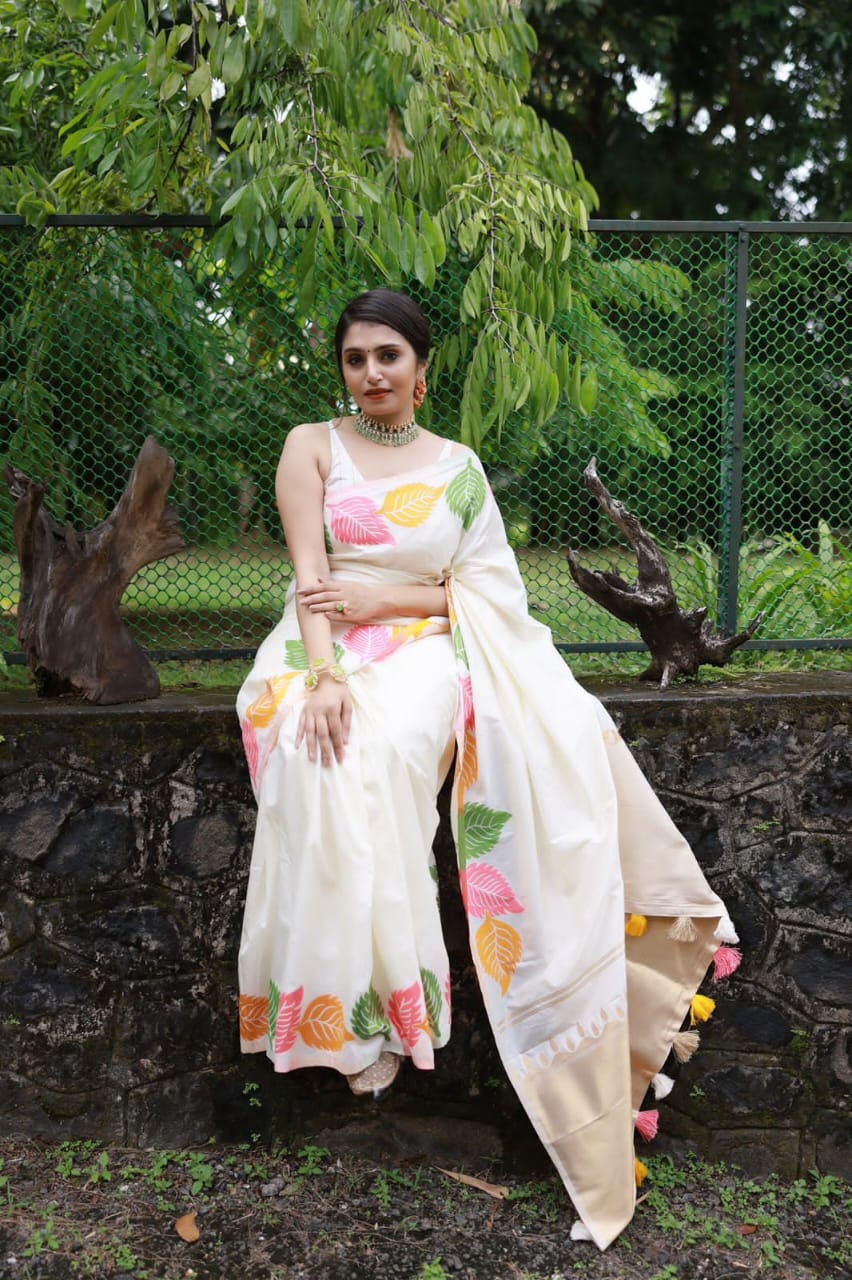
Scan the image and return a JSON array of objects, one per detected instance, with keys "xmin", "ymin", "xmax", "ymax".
[
  {"xmin": 5, "ymin": 435, "xmax": 184, "ymax": 704},
  {"xmin": 567, "ymin": 458, "xmax": 762, "ymax": 688}
]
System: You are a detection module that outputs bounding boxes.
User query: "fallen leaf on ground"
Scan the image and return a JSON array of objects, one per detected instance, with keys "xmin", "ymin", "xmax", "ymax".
[
  {"xmin": 435, "ymin": 1167, "xmax": 509, "ymax": 1199},
  {"xmin": 738, "ymin": 1223, "xmax": 757, "ymax": 1235},
  {"xmin": 175, "ymin": 1211, "xmax": 201, "ymax": 1242}
]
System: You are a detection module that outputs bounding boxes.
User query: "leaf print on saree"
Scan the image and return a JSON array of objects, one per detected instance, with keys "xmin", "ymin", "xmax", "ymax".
[
  {"xmin": 328, "ymin": 495, "xmax": 395, "ymax": 546},
  {"xmin": 351, "ymin": 987, "xmax": 392, "ymax": 1041},
  {"xmin": 461, "ymin": 863, "xmax": 524, "ymax": 918},
  {"xmin": 378, "ymin": 482, "xmax": 446, "ymax": 527},
  {"xmin": 299, "ymin": 994, "xmax": 356, "ymax": 1052},
  {"xmin": 420, "ymin": 967, "xmax": 444, "ymax": 1038},
  {"xmin": 274, "ymin": 986, "xmax": 305, "ymax": 1055},
  {"xmin": 245, "ymin": 673, "xmax": 299, "ymax": 729},
  {"xmin": 457, "ymin": 802, "xmax": 511, "ymax": 869},
  {"xmin": 241, "ymin": 720, "xmax": 260, "ymax": 790},
  {"xmin": 239, "ymin": 994, "xmax": 267, "ymax": 1042},
  {"xmin": 446, "ymin": 459, "xmax": 486, "ymax": 530},
  {"xmin": 388, "ymin": 981, "xmax": 430, "ymax": 1050},
  {"xmin": 476, "ymin": 915, "xmax": 523, "ymax": 996}
]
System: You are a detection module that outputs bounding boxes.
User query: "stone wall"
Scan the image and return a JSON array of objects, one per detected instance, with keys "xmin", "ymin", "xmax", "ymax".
[{"xmin": 0, "ymin": 673, "xmax": 849, "ymax": 1178}]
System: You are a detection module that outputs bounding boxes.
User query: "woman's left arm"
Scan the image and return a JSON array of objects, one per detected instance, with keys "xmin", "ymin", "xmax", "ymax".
[{"xmin": 297, "ymin": 579, "xmax": 448, "ymax": 623}]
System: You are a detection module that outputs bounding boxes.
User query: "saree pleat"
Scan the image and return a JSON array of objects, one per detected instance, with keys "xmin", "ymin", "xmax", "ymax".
[{"xmin": 237, "ymin": 433, "xmax": 735, "ymax": 1250}]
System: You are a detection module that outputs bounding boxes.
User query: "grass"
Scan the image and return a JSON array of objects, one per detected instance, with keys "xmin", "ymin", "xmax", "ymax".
[
  {"xmin": 0, "ymin": 1138, "xmax": 848, "ymax": 1279},
  {"xmin": 0, "ymin": 531, "xmax": 848, "ymax": 685}
]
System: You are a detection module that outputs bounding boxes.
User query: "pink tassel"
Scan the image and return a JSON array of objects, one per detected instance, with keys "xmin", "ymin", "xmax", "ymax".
[
  {"xmin": 635, "ymin": 1109, "xmax": 659, "ymax": 1141},
  {"xmin": 713, "ymin": 945, "xmax": 742, "ymax": 982}
]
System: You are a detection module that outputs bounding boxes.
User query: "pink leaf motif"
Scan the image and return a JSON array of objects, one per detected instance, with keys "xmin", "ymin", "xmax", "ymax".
[
  {"xmin": 460, "ymin": 863, "xmax": 524, "ymax": 918},
  {"xmin": 444, "ymin": 971, "xmax": 452, "ymax": 1016},
  {"xmin": 241, "ymin": 719, "xmax": 259, "ymax": 788},
  {"xmin": 342, "ymin": 625, "xmax": 399, "ymax": 662},
  {"xmin": 274, "ymin": 986, "xmax": 304, "ymax": 1054},
  {"xmin": 460, "ymin": 675, "xmax": 475, "ymax": 730},
  {"xmin": 329, "ymin": 496, "xmax": 395, "ymax": 546},
  {"xmin": 387, "ymin": 981, "xmax": 428, "ymax": 1050}
]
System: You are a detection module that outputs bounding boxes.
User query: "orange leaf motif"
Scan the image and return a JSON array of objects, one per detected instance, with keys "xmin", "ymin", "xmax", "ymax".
[
  {"xmin": 475, "ymin": 915, "xmax": 523, "ymax": 996},
  {"xmin": 298, "ymin": 994, "xmax": 355, "ymax": 1052},
  {"xmin": 246, "ymin": 673, "xmax": 297, "ymax": 729},
  {"xmin": 458, "ymin": 730, "xmax": 478, "ymax": 811},
  {"xmin": 239, "ymin": 995, "xmax": 268, "ymax": 1042},
  {"xmin": 378, "ymin": 483, "xmax": 446, "ymax": 527}
]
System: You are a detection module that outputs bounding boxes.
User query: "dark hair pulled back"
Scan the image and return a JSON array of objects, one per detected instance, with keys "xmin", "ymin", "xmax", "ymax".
[{"xmin": 334, "ymin": 290, "xmax": 431, "ymax": 373}]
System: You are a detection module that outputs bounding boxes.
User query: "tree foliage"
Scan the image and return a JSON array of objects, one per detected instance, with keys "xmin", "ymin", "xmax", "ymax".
[
  {"xmin": 1, "ymin": 0, "xmax": 636, "ymax": 451},
  {"xmin": 526, "ymin": 0, "xmax": 852, "ymax": 221}
]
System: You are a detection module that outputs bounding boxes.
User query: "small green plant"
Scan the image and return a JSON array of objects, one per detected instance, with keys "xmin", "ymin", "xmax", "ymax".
[
  {"xmin": 650, "ymin": 1266, "xmax": 679, "ymax": 1280},
  {"xmin": 419, "ymin": 1262, "xmax": 450, "ymax": 1280},
  {"xmin": 295, "ymin": 1144, "xmax": 330, "ymax": 1179},
  {"xmin": 186, "ymin": 1151, "xmax": 215, "ymax": 1196},
  {"xmin": 85, "ymin": 1150, "xmax": 112, "ymax": 1186},
  {"xmin": 0, "ymin": 1157, "xmax": 10, "ymax": 1204},
  {"xmin": 242, "ymin": 1079, "xmax": 263, "ymax": 1108},
  {"xmin": 370, "ymin": 1166, "xmax": 415, "ymax": 1210},
  {"xmin": 23, "ymin": 1208, "xmax": 60, "ymax": 1257}
]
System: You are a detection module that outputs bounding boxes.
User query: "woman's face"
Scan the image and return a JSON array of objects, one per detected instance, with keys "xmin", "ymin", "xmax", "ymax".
[{"xmin": 340, "ymin": 321, "xmax": 424, "ymax": 422}]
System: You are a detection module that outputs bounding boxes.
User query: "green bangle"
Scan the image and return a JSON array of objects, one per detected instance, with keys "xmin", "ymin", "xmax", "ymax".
[{"xmin": 304, "ymin": 659, "xmax": 348, "ymax": 691}]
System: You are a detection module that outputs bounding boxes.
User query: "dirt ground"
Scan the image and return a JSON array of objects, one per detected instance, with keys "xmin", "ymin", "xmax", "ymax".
[{"xmin": 0, "ymin": 1131, "xmax": 849, "ymax": 1280}]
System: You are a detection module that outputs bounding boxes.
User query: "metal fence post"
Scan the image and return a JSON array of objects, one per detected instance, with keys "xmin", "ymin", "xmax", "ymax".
[{"xmin": 720, "ymin": 227, "xmax": 749, "ymax": 634}]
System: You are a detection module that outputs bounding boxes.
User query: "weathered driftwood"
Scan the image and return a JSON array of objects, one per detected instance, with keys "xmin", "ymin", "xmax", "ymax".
[
  {"xmin": 567, "ymin": 459, "xmax": 762, "ymax": 688},
  {"xmin": 5, "ymin": 435, "xmax": 184, "ymax": 704}
]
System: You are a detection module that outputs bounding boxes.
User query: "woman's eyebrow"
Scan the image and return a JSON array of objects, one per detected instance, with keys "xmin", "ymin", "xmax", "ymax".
[{"xmin": 342, "ymin": 342, "xmax": 402, "ymax": 354}]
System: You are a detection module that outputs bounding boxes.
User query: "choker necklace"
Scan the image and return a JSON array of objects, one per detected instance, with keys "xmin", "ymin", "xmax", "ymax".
[{"xmin": 354, "ymin": 410, "xmax": 420, "ymax": 447}]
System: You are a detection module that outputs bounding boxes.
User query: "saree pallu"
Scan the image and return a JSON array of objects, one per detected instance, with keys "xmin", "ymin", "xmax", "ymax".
[{"xmin": 237, "ymin": 444, "xmax": 736, "ymax": 1250}]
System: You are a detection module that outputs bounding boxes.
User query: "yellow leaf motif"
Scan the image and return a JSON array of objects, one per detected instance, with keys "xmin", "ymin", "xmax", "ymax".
[
  {"xmin": 391, "ymin": 619, "xmax": 431, "ymax": 643},
  {"xmin": 475, "ymin": 915, "xmax": 523, "ymax": 996},
  {"xmin": 458, "ymin": 730, "xmax": 478, "ymax": 811},
  {"xmin": 379, "ymin": 483, "xmax": 445, "ymax": 527},
  {"xmin": 246, "ymin": 673, "xmax": 297, "ymax": 728}
]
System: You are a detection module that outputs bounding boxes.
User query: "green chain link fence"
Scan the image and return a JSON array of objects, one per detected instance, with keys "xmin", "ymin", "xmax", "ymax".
[{"xmin": 0, "ymin": 217, "xmax": 849, "ymax": 664}]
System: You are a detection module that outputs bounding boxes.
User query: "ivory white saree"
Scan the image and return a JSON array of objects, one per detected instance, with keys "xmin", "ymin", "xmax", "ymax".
[{"xmin": 237, "ymin": 424, "xmax": 737, "ymax": 1250}]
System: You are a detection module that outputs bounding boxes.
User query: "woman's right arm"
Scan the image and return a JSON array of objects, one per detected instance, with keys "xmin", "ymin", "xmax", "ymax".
[{"xmin": 276, "ymin": 425, "xmax": 352, "ymax": 767}]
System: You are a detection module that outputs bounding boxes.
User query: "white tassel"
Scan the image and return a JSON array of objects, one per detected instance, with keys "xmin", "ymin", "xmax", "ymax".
[
  {"xmin": 714, "ymin": 915, "xmax": 740, "ymax": 944},
  {"xmin": 668, "ymin": 915, "xmax": 699, "ymax": 942},
  {"xmin": 652, "ymin": 1071, "xmax": 675, "ymax": 1100},
  {"xmin": 570, "ymin": 1221, "xmax": 594, "ymax": 1242}
]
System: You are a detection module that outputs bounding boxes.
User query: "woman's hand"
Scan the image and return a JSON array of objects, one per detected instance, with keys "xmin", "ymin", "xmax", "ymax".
[
  {"xmin": 297, "ymin": 578, "xmax": 383, "ymax": 625},
  {"xmin": 296, "ymin": 679, "xmax": 352, "ymax": 766}
]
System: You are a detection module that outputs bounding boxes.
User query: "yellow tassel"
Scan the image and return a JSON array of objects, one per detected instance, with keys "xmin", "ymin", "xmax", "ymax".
[
  {"xmin": 668, "ymin": 915, "xmax": 699, "ymax": 942},
  {"xmin": 690, "ymin": 994, "xmax": 716, "ymax": 1026},
  {"xmin": 625, "ymin": 913, "xmax": 648, "ymax": 937},
  {"xmin": 635, "ymin": 1157, "xmax": 648, "ymax": 1187},
  {"xmin": 672, "ymin": 1029, "xmax": 700, "ymax": 1063}
]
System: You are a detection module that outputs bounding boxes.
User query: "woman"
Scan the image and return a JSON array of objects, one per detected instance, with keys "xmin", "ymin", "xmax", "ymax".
[{"xmin": 237, "ymin": 289, "xmax": 739, "ymax": 1250}]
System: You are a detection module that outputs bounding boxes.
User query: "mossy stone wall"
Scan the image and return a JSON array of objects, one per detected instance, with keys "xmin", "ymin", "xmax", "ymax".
[{"xmin": 0, "ymin": 674, "xmax": 848, "ymax": 1178}]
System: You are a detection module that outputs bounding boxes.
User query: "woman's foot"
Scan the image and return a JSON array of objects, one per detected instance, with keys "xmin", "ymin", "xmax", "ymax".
[{"xmin": 346, "ymin": 1052, "xmax": 401, "ymax": 1099}]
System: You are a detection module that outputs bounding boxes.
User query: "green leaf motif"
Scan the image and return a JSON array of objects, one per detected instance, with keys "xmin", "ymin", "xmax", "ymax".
[
  {"xmin": 420, "ymin": 967, "xmax": 443, "ymax": 1037},
  {"xmin": 284, "ymin": 639, "xmax": 308, "ymax": 670},
  {"xmin": 453, "ymin": 623, "xmax": 469, "ymax": 666},
  {"xmin": 268, "ymin": 979, "xmax": 280, "ymax": 1046},
  {"xmin": 446, "ymin": 459, "xmax": 486, "ymax": 531},
  {"xmin": 458, "ymin": 803, "xmax": 511, "ymax": 869},
  {"xmin": 351, "ymin": 987, "xmax": 391, "ymax": 1041},
  {"xmin": 324, "ymin": 523, "xmax": 334, "ymax": 554}
]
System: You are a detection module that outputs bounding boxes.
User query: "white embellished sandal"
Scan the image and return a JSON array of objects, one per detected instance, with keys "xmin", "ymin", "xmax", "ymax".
[{"xmin": 346, "ymin": 1052, "xmax": 401, "ymax": 1099}]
